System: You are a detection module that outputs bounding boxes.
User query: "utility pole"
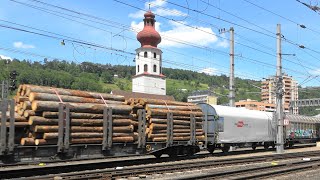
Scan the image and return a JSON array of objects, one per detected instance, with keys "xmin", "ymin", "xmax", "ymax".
[
  {"xmin": 276, "ymin": 24, "xmax": 284, "ymax": 154},
  {"xmin": 219, "ymin": 27, "xmax": 235, "ymax": 107},
  {"xmin": 229, "ymin": 27, "xmax": 235, "ymax": 107}
]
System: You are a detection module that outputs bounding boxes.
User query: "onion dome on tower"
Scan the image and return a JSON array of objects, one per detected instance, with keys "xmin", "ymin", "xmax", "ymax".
[{"xmin": 137, "ymin": 10, "xmax": 161, "ymax": 48}]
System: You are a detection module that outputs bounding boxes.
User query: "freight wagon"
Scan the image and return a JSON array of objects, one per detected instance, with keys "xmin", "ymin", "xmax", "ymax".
[
  {"xmin": 0, "ymin": 84, "xmax": 204, "ymax": 164},
  {"xmin": 1, "ymin": 85, "xmax": 320, "ymax": 164},
  {"xmin": 199, "ymin": 104, "xmax": 320, "ymax": 153}
]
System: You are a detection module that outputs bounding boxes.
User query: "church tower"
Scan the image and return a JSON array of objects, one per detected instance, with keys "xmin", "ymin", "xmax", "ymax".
[{"xmin": 132, "ymin": 10, "xmax": 166, "ymax": 95}]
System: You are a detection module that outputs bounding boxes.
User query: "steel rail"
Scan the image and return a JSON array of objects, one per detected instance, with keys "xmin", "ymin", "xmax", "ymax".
[{"xmin": 20, "ymin": 150, "xmax": 320, "ymax": 180}]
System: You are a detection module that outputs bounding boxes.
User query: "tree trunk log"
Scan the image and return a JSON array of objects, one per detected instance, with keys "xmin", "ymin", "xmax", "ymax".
[
  {"xmin": 0, "ymin": 113, "xmax": 27, "ymax": 122},
  {"xmin": 0, "ymin": 122, "xmax": 29, "ymax": 128},
  {"xmin": 139, "ymin": 98, "xmax": 195, "ymax": 106},
  {"xmin": 71, "ymin": 137, "xmax": 134, "ymax": 144},
  {"xmin": 25, "ymin": 85, "xmax": 125, "ymax": 101},
  {"xmin": 43, "ymin": 132, "xmax": 137, "ymax": 139},
  {"xmin": 34, "ymin": 125, "xmax": 134, "ymax": 133},
  {"xmin": 29, "ymin": 116, "xmax": 133, "ymax": 126},
  {"xmin": 42, "ymin": 112, "xmax": 134, "ymax": 119},
  {"xmin": 32, "ymin": 101, "xmax": 132, "ymax": 114},
  {"xmin": 29, "ymin": 92, "xmax": 124, "ymax": 105},
  {"xmin": 149, "ymin": 129, "xmax": 203, "ymax": 134},
  {"xmin": 148, "ymin": 132, "xmax": 204, "ymax": 138},
  {"xmin": 24, "ymin": 110, "xmax": 37, "ymax": 118},
  {"xmin": 34, "ymin": 139, "xmax": 57, "ymax": 145},
  {"xmin": 149, "ymin": 116, "xmax": 203, "ymax": 121},
  {"xmin": 147, "ymin": 109, "xmax": 203, "ymax": 117},
  {"xmin": 149, "ymin": 123, "xmax": 200, "ymax": 130},
  {"xmin": 149, "ymin": 118, "xmax": 202, "ymax": 126},
  {"xmin": 16, "ymin": 96, "xmax": 29, "ymax": 103},
  {"xmin": 20, "ymin": 138, "xmax": 35, "ymax": 145},
  {"xmin": 17, "ymin": 109, "xmax": 25, "ymax": 116},
  {"xmin": 146, "ymin": 104, "xmax": 202, "ymax": 112},
  {"xmin": 23, "ymin": 101, "xmax": 32, "ymax": 110}
]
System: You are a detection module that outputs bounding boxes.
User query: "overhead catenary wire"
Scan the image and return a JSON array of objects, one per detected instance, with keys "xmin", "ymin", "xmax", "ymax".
[
  {"xmin": 2, "ymin": 20, "xmax": 312, "ymax": 78},
  {"xmin": 137, "ymin": 0, "xmax": 276, "ymax": 53},
  {"xmin": 242, "ymin": 0, "xmax": 320, "ymax": 53},
  {"xmin": 0, "ymin": 17, "xmax": 269, "ymax": 80},
  {"xmin": 0, "ymin": 1, "xmax": 285, "ymax": 74},
  {"xmin": 8, "ymin": 0, "xmax": 233, "ymax": 58},
  {"xmin": 4, "ymin": 0, "xmax": 320, "ymax": 83},
  {"xmin": 115, "ymin": 0, "xmax": 320, "ymax": 74},
  {"xmin": 10, "ymin": 0, "xmax": 315, "ymax": 73}
]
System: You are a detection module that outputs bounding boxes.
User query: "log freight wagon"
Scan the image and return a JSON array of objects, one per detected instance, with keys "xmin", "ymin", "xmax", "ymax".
[
  {"xmin": 198, "ymin": 104, "xmax": 320, "ymax": 153},
  {"xmin": 0, "ymin": 84, "xmax": 203, "ymax": 164}
]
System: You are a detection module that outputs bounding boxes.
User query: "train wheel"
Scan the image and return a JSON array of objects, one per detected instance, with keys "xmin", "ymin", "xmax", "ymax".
[
  {"xmin": 207, "ymin": 145, "xmax": 215, "ymax": 154},
  {"xmin": 154, "ymin": 153, "xmax": 162, "ymax": 158},
  {"xmin": 263, "ymin": 143, "xmax": 269, "ymax": 150},
  {"xmin": 222, "ymin": 145, "xmax": 230, "ymax": 153},
  {"xmin": 252, "ymin": 143, "xmax": 257, "ymax": 150},
  {"xmin": 289, "ymin": 142, "xmax": 294, "ymax": 148},
  {"xmin": 168, "ymin": 149, "xmax": 178, "ymax": 158},
  {"xmin": 187, "ymin": 148, "xmax": 195, "ymax": 156}
]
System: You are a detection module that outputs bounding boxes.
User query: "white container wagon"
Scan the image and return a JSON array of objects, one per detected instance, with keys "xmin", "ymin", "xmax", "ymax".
[
  {"xmin": 199, "ymin": 104, "xmax": 320, "ymax": 152},
  {"xmin": 199, "ymin": 104, "xmax": 276, "ymax": 153}
]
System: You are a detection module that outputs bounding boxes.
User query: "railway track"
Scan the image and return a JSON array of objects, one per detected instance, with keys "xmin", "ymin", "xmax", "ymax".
[
  {"xmin": 176, "ymin": 157, "xmax": 320, "ymax": 179},
  {"xmin": 13, "ymin": 149, "xmax": 320, "ymax": 180}
]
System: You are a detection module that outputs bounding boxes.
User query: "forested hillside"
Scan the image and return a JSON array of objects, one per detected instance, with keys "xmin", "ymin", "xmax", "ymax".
[{"xmin": 0, "ymin": 58, "xmax": 262, "ymax": 103}]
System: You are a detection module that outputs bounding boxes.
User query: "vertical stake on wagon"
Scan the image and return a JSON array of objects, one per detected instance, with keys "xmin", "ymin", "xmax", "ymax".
[
  {"xmin": 57, "ymin": 103, "xmax": 65, "ymax": 153},
  {"xmin": 102, "ymin": 107, "xmax": 112, "ymax": 150},
  {"xmin": 190, "ymin": 114, "xmax": 196, "ymax": 145},
  {"xmin": 166, "ymin": 112, "xmax": 173, "ymax": 147},
  {"xmin": 138, "ymin": 109, "xmax": 146, "ymax": 148},
  {"xmin": 63, "ymin": 104, "xmax": 70, "ymax": 150},
  {"xmin": 0, "ymin": 100, "xmax": 8, "ymax": 155},
  {"xmin": 8, "ymin": 99, "xmax": 15, "ymax": 153}
]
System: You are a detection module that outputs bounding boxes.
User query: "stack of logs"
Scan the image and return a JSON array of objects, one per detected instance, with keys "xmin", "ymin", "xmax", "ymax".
[
  {"xmin": 14, "ymin": 84, "xmax": 136, "ymax": 146},
  {"xmin": 127, "ymin": 98, "xmax": 205, "ymax": 142},
  {"xmin": 2, "ymin": 84, "xmax": 205, "ymax": 146}
]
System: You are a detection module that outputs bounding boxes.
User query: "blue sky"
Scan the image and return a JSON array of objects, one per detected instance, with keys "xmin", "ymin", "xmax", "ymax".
[{"xmin": 1, "ymin": 0, "xmax": 320, "ymax": 87}]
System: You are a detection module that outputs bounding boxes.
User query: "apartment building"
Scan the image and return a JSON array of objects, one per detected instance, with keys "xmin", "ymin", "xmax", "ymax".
[{"xmin": 261, "ymin": 74, "xmax": 299, "ymax": 114}]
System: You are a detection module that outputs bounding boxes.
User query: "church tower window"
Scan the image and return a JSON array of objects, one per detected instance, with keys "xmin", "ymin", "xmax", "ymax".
[
  {"xmin": 137, "ymin": 65, "xmax": 140, "ymax": 72},
  {"xmin": 144, "ymin": 64, "xmax": 148, "ymax": 72},
  {"xmin": 153, "ymin": 65, "xmax": 157, "ymax": 72},
  {"xmin": 144, "ymin": 52, "xmax": 147, "ymax": 58},
  {"xmin": 153, "ymin": 52, "xmax": 156, "ymax": 58}
]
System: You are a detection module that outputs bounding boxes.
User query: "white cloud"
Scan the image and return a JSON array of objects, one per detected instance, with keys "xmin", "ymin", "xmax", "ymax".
[
  {"xmin": 160, "ymin": 21, "xmax": 218, "ymax": 48},
  {"xmin": 309, "ymin": 69, "xmax": 320, "ymax": 75},
  {"xmin": 13, "ymin": 41, "xmax": 35, "ymax": 49},
  {"xmin": 217, "ymin": 39, "xmax": 229, "ymax": 48},
  {"xmin": 148, "ymin": 0, "xmax": 166, "ymax": 8},
  {"xmin": 131, "ymin": 21, "xmax": 161, "ymax": 32},
  {"xmin": 129, "ymin": 10, "xmax": 145, "ymax": 19},
  {"xmin": 199, "ymin": 67, "xmax": 218, "ymax": 76},
  {"xmin": 129, "ymin": 0, "xmax": 186, "ymax": 19},
  {"xmin": 0, "ymin": 54, "xmax": 12, "ymax": 60}
]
